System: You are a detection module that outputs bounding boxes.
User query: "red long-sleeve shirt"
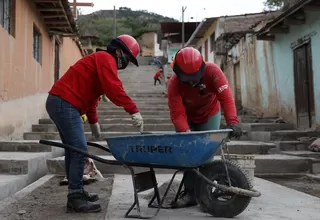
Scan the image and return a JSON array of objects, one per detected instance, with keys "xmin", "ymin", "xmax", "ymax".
[
  {"xmin": 167, "ymin": 62, "xmax": 239, "ymax": 132},
  {"xmin": 154, "ymin": 69, "xmax": 162, "ymax": 79},
  {"xmin": 49, "ymin": 51, "xmax": 139, "ymax": 124}
]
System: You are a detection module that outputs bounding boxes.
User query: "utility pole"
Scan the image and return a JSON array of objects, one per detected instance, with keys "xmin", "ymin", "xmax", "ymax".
[
  {"xmin": 113, "ymin": 6, "xmax": 117, "ymax": 38},
  {"xmin": 69, "ymin": 0, "xmax": 94, "ymax": 20},
  {"xmin": 181, "ymin": 6, "xmax": 187, "ymax": 48}
]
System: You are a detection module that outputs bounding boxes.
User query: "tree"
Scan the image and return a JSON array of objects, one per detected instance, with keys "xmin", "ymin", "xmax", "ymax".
[{"xmin": 263, "ymin": 0, "xmax": 292, "ymax": 10}]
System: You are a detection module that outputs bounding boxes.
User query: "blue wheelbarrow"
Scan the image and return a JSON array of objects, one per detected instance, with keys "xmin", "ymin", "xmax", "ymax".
[{"xmin": 39, "ymin": 129, "xmax": 261, "ymax": 219}]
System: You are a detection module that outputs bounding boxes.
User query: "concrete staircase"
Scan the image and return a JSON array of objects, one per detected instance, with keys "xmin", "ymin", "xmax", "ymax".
[
  {"xmin": 0, "ymin": 140, "xmax": 63, "ymax": 201},
  {"xmin": 1, "ymin": 65, "xmax": 320, "ymax": 201}
]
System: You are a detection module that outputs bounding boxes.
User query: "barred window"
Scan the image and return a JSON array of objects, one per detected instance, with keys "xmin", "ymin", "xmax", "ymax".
[
  {"xmin": 0, "ymin": 0, "xmax": 14, "ymax": 35},
  {"xmin": 33, "ymin": 24, "xmax": 42, "ymax": 64}
]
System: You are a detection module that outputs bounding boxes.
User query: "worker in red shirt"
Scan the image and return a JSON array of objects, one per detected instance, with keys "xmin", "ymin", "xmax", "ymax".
[
  {"xmin": 167, "ymin": 47, "xmax": 242, "ymax": 208},
  {"xmin": 153, "ymin": 67, "xmax": 163, "ymax": 86},
  {"xmin": 45, "ymin": 35, "xmax": 144, "ymax": 213}
]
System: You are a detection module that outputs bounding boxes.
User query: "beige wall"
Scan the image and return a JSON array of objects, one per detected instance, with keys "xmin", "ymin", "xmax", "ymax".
[
  {"xmin": 60, "ymin": 37, "xmax": 84, "ymax": 74},
  {"xmin": 0, "ymin": 0, "xmax": 84, "ymax": 140},
  {"xmin": 136, "ymin": 32, "xmax": 155, "ymax": 57}
]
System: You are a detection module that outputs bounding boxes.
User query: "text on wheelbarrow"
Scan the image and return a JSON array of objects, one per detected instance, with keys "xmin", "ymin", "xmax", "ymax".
[{"xmin": 129, "ymin": 145, "xmax": 173, "ymax": 153}]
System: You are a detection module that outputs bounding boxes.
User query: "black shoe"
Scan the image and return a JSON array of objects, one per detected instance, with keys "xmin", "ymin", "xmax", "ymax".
[
  {"xmin": 170, "ymin": 190, "xmax": 198, "ymax": 209},
  {"xmin": 83, "ymin": 190, "xmax": 99, "ymax": 202},
  {"xmin": 67, "ymin": 192, "xmax": 101, "ymax": 213}
]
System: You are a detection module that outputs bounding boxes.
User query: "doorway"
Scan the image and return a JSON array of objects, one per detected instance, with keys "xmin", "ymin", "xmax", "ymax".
[
  {"xmin": 233, "ymin": 62, "xmax": 242, "ymax": 110},
  {"xmin": 293, "ymin": 42, "xmax": 315, "ymax": 129},
  {"xmin": 54, "ymin": 39, "xmax": 60, "ymax": 82}
]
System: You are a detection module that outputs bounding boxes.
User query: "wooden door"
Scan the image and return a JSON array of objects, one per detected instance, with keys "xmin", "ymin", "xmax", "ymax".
[{"xmin": 293, "ymin": 42, "xmax": 315, "ymax": 128}]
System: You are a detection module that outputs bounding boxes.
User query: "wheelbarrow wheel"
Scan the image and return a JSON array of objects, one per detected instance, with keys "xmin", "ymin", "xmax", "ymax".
[{"xmin": 194, "ymin": 160, "xmax": 252, "ymax": 218}]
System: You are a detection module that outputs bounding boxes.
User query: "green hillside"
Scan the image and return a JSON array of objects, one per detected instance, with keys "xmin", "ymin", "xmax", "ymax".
[{"xmin": 77, "ymin": 7, "xmax": 177, "ymax": 46}]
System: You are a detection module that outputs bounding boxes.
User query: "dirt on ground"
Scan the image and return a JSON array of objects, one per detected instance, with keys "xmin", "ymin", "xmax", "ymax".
[
  {"xmin": 263, "ymin": 176, "xmax": 320, "ymax": 198},
  {"xmin": 0, "ymin": 175, "xmax": 114, "ymax": 220}
]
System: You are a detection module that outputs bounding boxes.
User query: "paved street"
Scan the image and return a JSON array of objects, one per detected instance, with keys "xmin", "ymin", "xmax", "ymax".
[{"xmin": 106, "ymin": 174, "xmax": 320, "ymax": 220}]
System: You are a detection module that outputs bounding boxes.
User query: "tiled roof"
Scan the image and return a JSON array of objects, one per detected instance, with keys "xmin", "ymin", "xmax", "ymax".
[{"xmin": 219, "ymin": 11, "xmax": 280, "ymax": 34}]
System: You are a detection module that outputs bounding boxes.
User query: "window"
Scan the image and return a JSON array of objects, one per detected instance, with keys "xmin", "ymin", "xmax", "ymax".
[
  {"xmin": 0, "ymin": 0, "xmax": 15, "ymax": 35},
  {"xmin": 33, "ymin": 24, "xmax": 42, "ymax": 64},
  {"xmin": 210, "ymin": 32, "xmax": 216, "ymax": 52}
]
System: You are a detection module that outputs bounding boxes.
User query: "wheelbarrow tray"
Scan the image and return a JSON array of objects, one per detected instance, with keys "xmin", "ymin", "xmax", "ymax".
[{"xmin": 105, "ymin": 129, "xmax": 232, "ymax": 168}]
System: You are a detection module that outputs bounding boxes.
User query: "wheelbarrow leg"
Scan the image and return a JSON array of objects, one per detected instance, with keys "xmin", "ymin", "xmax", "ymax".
[
  {"xmin": 124, "ymin": 166, "xmax": 182, "ymax": 219},
  {"xmin": 149, "ymin": 171, "xmax": 186, "ymax": 208},
  {"xmin": 171, "ymin": 173, "xmax": 186, "ymax": 203},
  {"xmin": 148, "ymin": 168, "xmax": 161, "ymax": 208},
  {"xmin": 124, "ymin": 166, "xmax": 144, "ymax": 219},
  {"xmin": 124, "ymin": 166, "xmax": 164, "ymax": 219}
]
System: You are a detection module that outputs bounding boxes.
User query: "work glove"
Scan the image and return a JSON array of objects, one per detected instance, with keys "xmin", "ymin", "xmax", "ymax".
[
  {"xmin": 131, "ymin": 112, "xmax": 144, "ymax": 132},
  {"xmin": 229, "ymin": 123, "xmax": 243, "ymax": 139},
  {"xmin": 81, "ymin": 114, "xmax": 87, "ymax": 123},
  {"xmin": 90, "ymin": 123, "xmax": 101, "ymax": 140}
]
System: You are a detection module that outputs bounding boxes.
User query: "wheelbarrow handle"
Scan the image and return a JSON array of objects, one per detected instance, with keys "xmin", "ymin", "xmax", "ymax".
[
  {"xmin": 86, "ymin": 141, "xmax": 111, "ymax": 153},
  {"xmin": 39, "ymin": 140, "xmax": 120, "ymax": 165}
]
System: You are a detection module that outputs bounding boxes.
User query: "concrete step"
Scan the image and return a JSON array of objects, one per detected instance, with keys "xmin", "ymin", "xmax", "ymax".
[
  {"xmin": 97, "ymin": 106, "xmax": 169, "ymax": 111},
  {"xmin": 0, "ymin": 141, "xmax": 51, "ymax": 152},
  {"xmin": 270, "ymin": 130, "xmax": 320, "ymax": 141},
  {"xmin": 47, "ymin": 153, "xmax": 310, "ymax": 175},
  {"xmin": 281, "ymin": 150, "xmax": 320, "ymax": 159},
  {"xmin": 32, "ymin": 124, "xmax": 175, "ymax": 133},
  {"xmin": 248, "ymin": 130, "xmax": 320, "ymax": 142},
  {"xmin": 100, "ymin": 103, "xmax": 168, "ymax": 107},
  {"xmin": 125, "ymin": 98, "xmax": 167, "ymax": 102},
  {"xmin": 39, "ymin": 118, "xmax": 173, "ymax": 125},
  {"xmin": 125, "ymin": 92, "xmax": 166, "ymax": 97},
  {"xmin": 239, "ymin": 118, "xmax": 276, "ymax": 123},
  {"xmin": 279, "ymin": 151, "xmax": 320, "ymax": 174},
  {"xmin": 0, "ymin": 174, "xmax": 29, "ymax": 201},
  {"xmin": 221, "ymin": 141, "xmax": 276, "ymax": 155},
  {"xmin": 0, "ymin": 141, "xmax": 64, "ymax": 157},
  {"xmin": 96, "ymin": 115, "xmax": 169, "ymax": 119},
  {"xmin": 0, "ymin": 152, "xmax": 51, "ymax": 175},
  {"xmin": 23, "ymin": 131, "xmax": 173, "ymax": 141},
  {"xmin": 276, "ymin": 140, "xmax": 311, "ymax": 151},
  {"xmin": 243, "ymin": 123, "xmax": 294, "ymax": 132},
  {"xmin": 0, "ymin": 152, "xmax": 58, "ymax": 201},
  {"xmin": 96, "ymin": 110, "xmax": 170, "ymax": 116}
]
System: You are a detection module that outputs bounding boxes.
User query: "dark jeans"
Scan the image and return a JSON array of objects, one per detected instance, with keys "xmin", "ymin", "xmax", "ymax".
[
  {"xmin": 154, "ymin": 78, "xmax": 161, "ymax": 85},
  {"xmin": 184, "ymin": 111, "xmax": 222, "ymax": 193},
  {"xmin": 46, "ymin": 94, "xmax": 87, "ymax": 194}
]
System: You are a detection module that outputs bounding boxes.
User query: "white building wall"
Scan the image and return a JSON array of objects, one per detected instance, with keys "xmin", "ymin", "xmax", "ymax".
[{"xmin": 154, "ymin": 33, "xmax": 163, "ymax": 57}]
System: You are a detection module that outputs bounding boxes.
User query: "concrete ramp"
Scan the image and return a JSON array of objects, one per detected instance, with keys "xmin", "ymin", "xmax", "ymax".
[{"xmin": 105, "ymin": 174, "xmax": 320, "ymax": 220}]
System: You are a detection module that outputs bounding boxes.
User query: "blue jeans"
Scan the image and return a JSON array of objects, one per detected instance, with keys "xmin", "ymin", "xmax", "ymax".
[
  {"xmin": 46, "ymin": 94, "xmax": 87, "ymax": 194},
  {"xmin": 184, "ymin": 111, "xmax": 221, "ymax": 192}
]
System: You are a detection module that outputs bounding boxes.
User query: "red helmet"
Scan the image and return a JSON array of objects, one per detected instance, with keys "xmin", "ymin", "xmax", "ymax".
[
  {"xmin": 173, "ymin": 47, "xmax": 205, "ymax": 82},
  {"xmin": 113, "ymin": 34, "xmax": 140, "ymax": 66}
]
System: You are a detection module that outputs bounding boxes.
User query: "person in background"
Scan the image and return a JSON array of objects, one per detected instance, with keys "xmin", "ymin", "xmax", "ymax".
[
  {"xmin": 154, "ymin": 67, "xmax": 163, "ymax": 86},
  {"xmin": 45, "ymin": 34, "xmax": 144, "ymax": 213},
  {"xmin": 167, "ymin": 47, "xmax": 243, "ymax": 208}
]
